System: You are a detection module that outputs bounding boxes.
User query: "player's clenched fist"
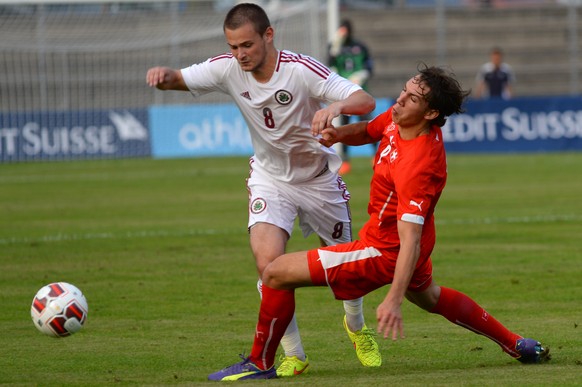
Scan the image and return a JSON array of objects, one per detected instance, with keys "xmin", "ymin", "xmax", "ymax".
[
  {"xmin": 317, "ymin": 127, "xmax": 339, "ymax": 148},
  {"xmin": 145, "ymin": 66, "xmax": 188, "ymax": 91}
]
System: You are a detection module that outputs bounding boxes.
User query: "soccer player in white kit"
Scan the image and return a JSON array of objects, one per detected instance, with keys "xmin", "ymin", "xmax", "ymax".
[{"xmin": 146, "ymin": 3, "xmax": 380, "ymax": 376}]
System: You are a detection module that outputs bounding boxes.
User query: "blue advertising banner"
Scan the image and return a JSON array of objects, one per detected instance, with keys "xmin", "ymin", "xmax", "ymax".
[
  {"xmin": 442, "ymin": 96, "xmax": 582, "ymax": 153},
  {"xmin": 150, "ymin": 96, "xmax": 582, "ymax": 157},
  {"xmin": 0, "ymin": 109, "xmax": 151, "ymax": 162},
  {"xmin": 149, "ymin": 104, "xmax": 252, "ymax": 158},
  {"xmin": 149, "ymin": 98, "xmax": 394, "ymax": 159},
  {"xmin": 6, "ymin": 96, "xmax": 577, "ymax": 163}
]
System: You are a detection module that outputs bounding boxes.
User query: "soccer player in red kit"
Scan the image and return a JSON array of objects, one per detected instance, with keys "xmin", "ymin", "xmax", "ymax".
[{"xmin": 208, "ymin": 65, "xmax": 550, "ymax": 381}]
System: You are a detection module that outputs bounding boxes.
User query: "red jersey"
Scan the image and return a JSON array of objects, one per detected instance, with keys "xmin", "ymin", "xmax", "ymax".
[{"xmin": 359, "ymin": 107, "xmax": 447, "ymax": 261}]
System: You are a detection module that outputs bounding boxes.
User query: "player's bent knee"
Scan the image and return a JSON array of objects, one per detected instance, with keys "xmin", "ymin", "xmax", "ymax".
[
  {"xmin": 254, "ymin": 253, "xmax": 281, "ymax": 276},
  {"xmin": 261, "ymin": 264, "xmax": 284, "ymax": 289},
  {"xmin": 262, "ymin": 259, "xmax": 299, "ymax": 289},
  {"xmin": 262, "ymin": 252, "xmax": 312, "ymax": 289}
]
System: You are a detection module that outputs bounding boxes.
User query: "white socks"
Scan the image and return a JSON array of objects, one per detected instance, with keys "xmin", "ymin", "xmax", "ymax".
[
  {"xmin": 343, "ymin": 297, "xmax": 365, "ymax": 332},
  {"xmin": 279, "ymin": 315, "xmax": 306, "ymax": 361}
]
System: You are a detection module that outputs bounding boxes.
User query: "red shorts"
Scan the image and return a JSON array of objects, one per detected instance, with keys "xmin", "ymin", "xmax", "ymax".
[{"xmin": 307, "ymin": 240, "xmax": 433, "ymax": 300}]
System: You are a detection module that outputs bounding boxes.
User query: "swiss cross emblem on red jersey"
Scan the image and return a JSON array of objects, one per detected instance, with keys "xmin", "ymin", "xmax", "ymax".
[
  {"xmin": 390, "ymin": 150, "xmax": 398, "ymax": 162},
  {"xmin": 377, "ymin": 135, "xmax": 399, "ymax": 164},
  {"xmin": 388, "ymin": 134, "xmax": 398, "ymax": 163}
]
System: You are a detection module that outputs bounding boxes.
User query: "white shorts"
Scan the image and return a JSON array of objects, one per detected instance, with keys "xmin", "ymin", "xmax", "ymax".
[{"xmin": 246, "ymin": 159, "xmax": 352, "ymax": 245}]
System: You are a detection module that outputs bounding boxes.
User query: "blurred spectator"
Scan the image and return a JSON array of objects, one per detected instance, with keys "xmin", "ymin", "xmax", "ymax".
[
  {"xmin": 328, "ymin": 19, "xmax": 375, "ymax": 175},
  {"xmin": 475, "ymin": 47, "xmax": 515, "ymax": 99}
]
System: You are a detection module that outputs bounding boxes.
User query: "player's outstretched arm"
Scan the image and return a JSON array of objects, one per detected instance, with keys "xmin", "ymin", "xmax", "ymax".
[
  {"xmin": 146, "ymin": 66, "xmax": 189, "ymax": 91},
  {"xmin": 311, "ymin": 90, "xmax": 375, "ymax": 135},
  {"xmin": 317, "ymin": 121, "xmax": 373, "ymax": 148},
  {"xmin": 340, "ymin": 89, "xmax": 376, "ymax": 116}
]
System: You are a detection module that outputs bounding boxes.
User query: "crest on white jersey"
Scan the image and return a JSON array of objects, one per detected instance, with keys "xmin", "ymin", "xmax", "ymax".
[{"xmin": 275, "ymin": 90, "xmax": 293, "ymax": 105}]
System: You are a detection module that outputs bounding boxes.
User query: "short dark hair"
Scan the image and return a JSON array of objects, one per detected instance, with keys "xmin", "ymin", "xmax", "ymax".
[
  {"xmin": 340, "ymin": 19, "xmax": 352, "ymax": 38},
  {"xmin": 415, "ymin": 64, "xmax": 470, "ymax": 127},
  {"xmin": 224, "ymin": 3, "xmax": 271, "ymax": 36}
]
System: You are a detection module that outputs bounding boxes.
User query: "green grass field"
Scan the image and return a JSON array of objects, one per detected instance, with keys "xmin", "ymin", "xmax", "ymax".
[{"xmin": 1, "ymin": 153, "xmax": 581, "ymax": 386}]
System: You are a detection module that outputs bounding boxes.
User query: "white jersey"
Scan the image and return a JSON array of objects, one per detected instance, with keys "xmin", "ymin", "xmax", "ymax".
[{"xmin": 181, "ymin": 50, "xmax": 362, "ymax": 183}]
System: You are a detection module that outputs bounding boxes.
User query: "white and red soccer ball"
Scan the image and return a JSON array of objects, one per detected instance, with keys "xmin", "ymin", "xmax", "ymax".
[{"xmin": 31, "ymin": 282, "xmax": 88, "ymax": 337}]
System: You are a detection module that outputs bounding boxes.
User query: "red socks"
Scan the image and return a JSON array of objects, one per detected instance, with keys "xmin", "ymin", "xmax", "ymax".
[
  {"xmin": 431, "ymin": 286, "xmax": 521, "ymax": 357},
  {"xmin": 248, "ymin": 285, "xmax": 523, "ymax": 370},
  {"xmin": 249, "ymin": 285, "xmax": 295, "ymax": 370}
]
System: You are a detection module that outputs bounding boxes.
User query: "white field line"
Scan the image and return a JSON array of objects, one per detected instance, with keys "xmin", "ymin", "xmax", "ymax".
[
  {"xmin": 0, "ymin": 228, "xmax": 244, "ymax": 245},
  {"xmin": 436, "ymin": 213, "xmax": 581, "ymax": 225},
  {"xmin": 0, "ymin": 214, "xmax": 580, "ymax": 246}
]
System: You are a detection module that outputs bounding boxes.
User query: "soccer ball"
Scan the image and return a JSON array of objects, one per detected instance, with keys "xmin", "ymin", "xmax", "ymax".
[{"xmin": 30, "ymin": 282, "xmax": 89, "ymax": 337}]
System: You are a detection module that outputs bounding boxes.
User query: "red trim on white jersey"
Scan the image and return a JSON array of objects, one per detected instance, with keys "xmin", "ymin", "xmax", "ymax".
[
  {"xmin": 277, "ymin": 51, "xmax": 330, "ymax": 79},
  {"xmin": 209, "ymin": 53, "xmax": 233, "ymax": 62}
]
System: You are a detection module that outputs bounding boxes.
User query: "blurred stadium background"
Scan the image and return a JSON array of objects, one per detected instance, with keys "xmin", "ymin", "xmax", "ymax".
[{"xmin": 1, "ymin": 0, "xmax": 581, "ymax": 161}]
